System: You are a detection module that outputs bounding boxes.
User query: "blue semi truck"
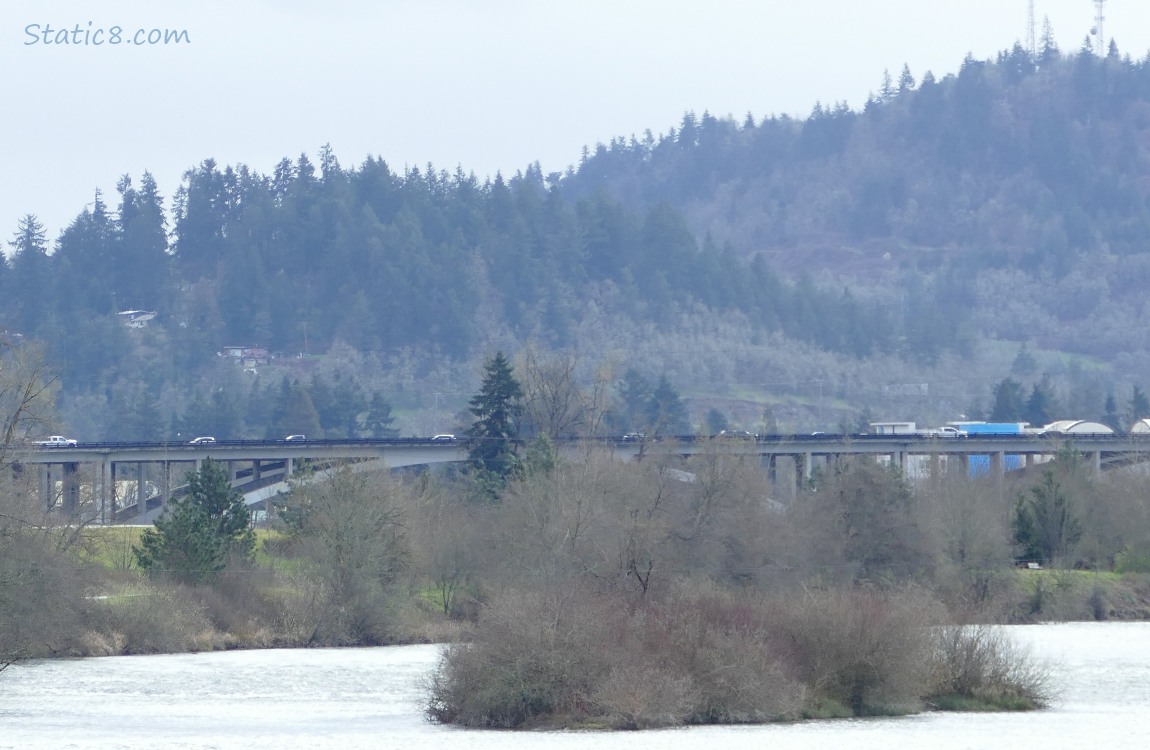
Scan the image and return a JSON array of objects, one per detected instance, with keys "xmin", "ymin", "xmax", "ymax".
[{"xmin": 947, "ymin": 421, "xmax": 1030, "ymax": 475}]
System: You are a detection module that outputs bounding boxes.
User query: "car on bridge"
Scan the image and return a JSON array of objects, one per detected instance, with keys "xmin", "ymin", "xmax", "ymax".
[
  {"xmin": 188, "ymin": 436, "xmax": 217, "ymax": 445},
  {"xmin": 431, "ymin": 434, "xmax": 457, "ymax": 442},
  {"xmin": 284, "ymin": 434, "xmax": 306, "ymax": 441},
  {"xmin": 34, "ymin": 435, "xmax": 77, "ymax": 447}
]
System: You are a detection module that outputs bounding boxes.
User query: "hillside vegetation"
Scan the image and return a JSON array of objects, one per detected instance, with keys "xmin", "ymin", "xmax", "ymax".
[{"xmin": 3, "ymin": 38, "xmax": 1150, "ymax": 435}]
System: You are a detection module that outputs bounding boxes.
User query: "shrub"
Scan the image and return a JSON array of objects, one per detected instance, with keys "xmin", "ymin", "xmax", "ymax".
[
  {"xmin": 767, "ymin": 587, "xmax": 943, "ymax": 716},
  {"xmin": 590, "ymin": 664, "xmax": 698, "ymax": 729},
  {"xmin": 928, "ymin": 624, "xmax": 1051, "ymax": 710},
  {"xmin": 93, "ymin": 583, "xmax": 217, "ymax": 654},
  {"xmin": 425, "ymin": 588, "xmax": 616, "ymax": 728}
]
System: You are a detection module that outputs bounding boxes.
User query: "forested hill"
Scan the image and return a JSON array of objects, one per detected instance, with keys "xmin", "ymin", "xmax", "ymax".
[
  {"xmin": 564, "ymin": 41, "xmax": 1150, "ymax": 275},
  {"xmin": 5, "ymin": 40, "xmax": 1150, "ymax": 439},
  {"xmin": 558, "ymin": 40, "xmax": 1150, "ymax": 366}
]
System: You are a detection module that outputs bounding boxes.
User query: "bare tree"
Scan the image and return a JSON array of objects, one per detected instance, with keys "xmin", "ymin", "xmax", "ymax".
[
  {"xmin": 282, "ymin": 466, "xmax": 411, "ymax": 644},
  {"xmin": 518, "ymin": 345, "xmax": 587, "ymax": 440},
  {"xmin": 1, "ymin": 343, "xmax": 90, "ymax": 670},
  {"xmin": 0, "ymin": 341, "xmax": 58, "ymax": 473}
]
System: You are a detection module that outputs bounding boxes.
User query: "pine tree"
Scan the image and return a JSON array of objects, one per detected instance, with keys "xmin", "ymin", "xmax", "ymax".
[
  {"xmin": 1013, "ymin": 469, "xmax": 1082, "ymax": 565},
  {"xmin": 1101, "ymin": 393, "xmax": 1122, "ymax": 432},
  {"xmin": 8, "ymin": 215, "xmax": 51, "ymax": 332},
  {"xmin": 1128, "ymin": 386, "xmax": 1150, "ymax": 426},
  {"xmin": 646, "ymin": 375, "xmax": 690, "ymax": 436},
  {"xmin": 1039, "ymin": 16, "xmax": 1060, "ymax": 67},
  {"xmin": 1024, "ymin": 376, "xmax": 1059, "ymax": 428},
  {"xmin": 897, "ymin": 64, "xmax": 915, "ymax": 93},
  {"xmin": 134, "ymin": 458, "xmax": 254, "ymax": 584},
  {"xmin": 364, "ymin": 393, "xmax": 399, "ymax": 438},
  {"xmin": 990, "ymin": 377, "xmax": 1025, "ymax": 422},
  {"xmin": 466, "ymin": 351, "xmax": 523, "ymax": 477}
]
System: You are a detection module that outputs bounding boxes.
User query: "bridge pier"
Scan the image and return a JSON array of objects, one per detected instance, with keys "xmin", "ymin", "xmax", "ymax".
[
  {"xmin": 62, "ymin": 462, "xmax": 80, "ymax": 515},
  {"xmin": 136, "ymin": 462, "xmax": 148, "ymax": 520},
  {"xmin": 39, "ymin": 464, "xmax": 51, "ymax": 511}
]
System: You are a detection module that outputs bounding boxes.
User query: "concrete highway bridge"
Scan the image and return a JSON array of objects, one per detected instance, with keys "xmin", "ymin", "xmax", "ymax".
[{"xmin": 20, "ymin": 433, "xmax": 1150, "ymax": 524}]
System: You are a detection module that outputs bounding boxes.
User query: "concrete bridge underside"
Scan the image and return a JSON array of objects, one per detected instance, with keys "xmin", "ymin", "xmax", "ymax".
[{"xmin": 24, "ymin": 435, "xmax": 1150, "ymax": 525}]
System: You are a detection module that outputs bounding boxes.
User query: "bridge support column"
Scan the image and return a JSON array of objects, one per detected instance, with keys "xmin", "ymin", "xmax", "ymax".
[
  {"xmin": 1089, "ymin": 450, "xmax": 1102, "ymax": 475},
  {"xmin": 285, "ymin": 458, "xmax": 294, "ymax": 480},
  {"xmin": 794, "ymin": 452, "xmax": 812, "ymax": 495},
  {"xmin": 136, "ymin": 462, "xmax": 148, "ymax": 520},
  {"xmin": 252, "ymin": 459, "xmax": 262, "ymax": 482},
  {"xmin": 161, "ymin": 461, "xmax": 171, "ymax": 510},
  {"xmin": 39, "ymin": 464, "xmax": 52, "ymax": 512},
  {"xmin": 97, "ymin": 460, "xmax": 106, "ymax": 523},
  {"xmin": 62, "ymin": 462, "xmax": 80, "ymax": 516},
  {"xmin": 109, "ymin": 462, "xmax": 118, "ymax": 521},
  {"xmin": 761, "ymin": 454, "xmax": 777, "ymax": 483},
  {"xmin": 991, "ymin": 452, "xmax": 1004, "ymax": 477}
]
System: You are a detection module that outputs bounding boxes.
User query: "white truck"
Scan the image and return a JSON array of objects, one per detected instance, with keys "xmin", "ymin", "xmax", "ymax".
[
  {"xmin": 35, "ymin": 435, "xmax": 78, "ymax": 447},
  {"xmin": 869, "ymin": 422, "xmax": 967, "ymax": 437}
]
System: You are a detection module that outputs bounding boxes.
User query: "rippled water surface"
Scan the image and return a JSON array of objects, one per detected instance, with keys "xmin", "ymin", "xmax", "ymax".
[{"xmin": 2, "ymin": 622, "xmax": 1149, "ymax": 749}]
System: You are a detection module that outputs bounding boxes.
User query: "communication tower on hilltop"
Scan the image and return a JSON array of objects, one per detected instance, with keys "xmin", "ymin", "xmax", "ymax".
[
  {"xmin": 1026, "ymin": 0, "xmax": 1037, "ymax": 58},
  {"xmin": 1090, "ymin": 0, "xmax": 1107, "ymax": 55}
]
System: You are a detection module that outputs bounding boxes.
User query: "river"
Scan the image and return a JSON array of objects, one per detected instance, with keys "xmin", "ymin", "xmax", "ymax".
[{"xmin": 2, "ymin": 622, "xmax": 1148, "ymax": 749}]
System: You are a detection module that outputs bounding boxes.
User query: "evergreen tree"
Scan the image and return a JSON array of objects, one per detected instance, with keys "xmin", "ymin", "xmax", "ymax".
[
  {"xmin": 7, "ymin": 215, "xmax": 52, "ymax": 332},
  {"xmin": 1039, "ymin": 16, "xmax": 1060, "ymax": 67},
  {"xmin": 1101, "ymin": 393, "xmax": 1122, "ymax": 432},
  {"xmin": 879, "ymin": 69, "xmax": 895, "ymax": 101},
  {"xmin": 615, "ymin": 368, "xmax": 653, "ymax": 432},
  {"xmin": 1127, "ymin": 386, "xmax": 1150, "ymax": 427},
  {"xmin": 115, "ymin": 172, "xmax": 170, "ymax": 309},
  {"xmin": 280, "ymin": 380, "xmax": 323, "ymax": 438},
  {"xmin": 466, "ymin": 351, "xmax": 523, "ymax": 478},
  {"xmin": 897, "ymin": 63, "xmax": 916, "ymax": 93},
  {"xmin": 646, "ymin": 375, "xmax": 690, "ymax": 436},
  {"xmin": 1023, "ymin": 376, "xmax": 1058, "ymax": 428},
  {"xmin": 364, "ymin": 393, "xmax": 399, "ymax": 438},
  {"xmin": 989, "ymin": 377, "xmax": 1025, "ymax": 422},
  {"xmin": 1013, "ymin": 468, "xmax": 1083, "ymax": 566},
  {"xmin": 133, "ymin": 458, "xmax": 254, "ymax": 584},
  {"xmin": 705, "ymin": 407, "xmax": 729, "ymax": 436}
]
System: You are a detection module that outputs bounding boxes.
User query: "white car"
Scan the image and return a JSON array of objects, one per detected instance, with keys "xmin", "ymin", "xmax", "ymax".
[
  {"xmin": 35, "ymin": 435, "xmax": 77, "ymax": 447},
  {"xmin": 431, "ymin": 434, "xmax": 457, "ymax": 442},
  {"xmin": 188, "ymin": 436, "xmax": 217, "ymax": 445}
]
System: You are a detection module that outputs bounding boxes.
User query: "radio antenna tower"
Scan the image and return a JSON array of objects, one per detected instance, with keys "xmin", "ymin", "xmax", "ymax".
[
  {"xmin": 1026, "ymin": 0, "xmax": 1037, "ymax": 58},
  {"xmin": 1091, "ymin": 0, "xmax": 1107, "ymax": 55}
]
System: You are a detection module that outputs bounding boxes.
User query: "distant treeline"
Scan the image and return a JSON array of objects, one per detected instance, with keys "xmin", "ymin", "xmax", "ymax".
[{"xmin": 5, "ymin": 38, "xmax": 1150, "ymax": 435}]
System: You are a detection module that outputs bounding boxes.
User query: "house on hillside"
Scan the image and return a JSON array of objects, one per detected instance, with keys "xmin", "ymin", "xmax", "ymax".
[
  {"xmin": 220, "ymin": 345, "xmax": 271, "ymax": 368},
  {"xmin": 118, "ymin": 310, "xmax": 157, "ymax": 329}
]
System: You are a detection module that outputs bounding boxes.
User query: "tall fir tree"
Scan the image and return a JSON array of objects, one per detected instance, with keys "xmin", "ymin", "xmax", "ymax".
[
  {"xmin": 133, "ymin": 458, "xmax": 254, "ymax": 584},
  {"xmin": 466, "ymin": 351, "xmax": 523, "ymax": 478}
]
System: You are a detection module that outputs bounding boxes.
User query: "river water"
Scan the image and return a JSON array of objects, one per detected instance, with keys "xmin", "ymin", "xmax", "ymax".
[{"xmin": 2, "ymin": 622, "xmax": 1148, "ymax": 749}]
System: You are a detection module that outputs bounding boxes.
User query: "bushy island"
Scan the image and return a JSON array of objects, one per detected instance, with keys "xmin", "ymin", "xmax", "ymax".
[{"xmin": 425, "ymin": 585, "xmax": 1049, "ymax": 730}]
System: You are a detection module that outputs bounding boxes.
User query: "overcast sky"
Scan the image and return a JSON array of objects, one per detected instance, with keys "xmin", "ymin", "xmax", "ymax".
[{"xmin": 4, "ymin": 0, "xmax": 1150, "ymax": 242}]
